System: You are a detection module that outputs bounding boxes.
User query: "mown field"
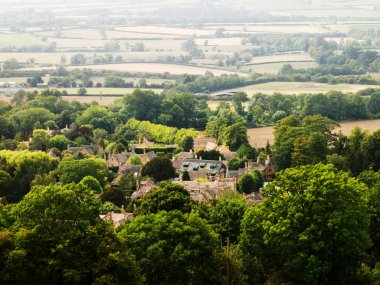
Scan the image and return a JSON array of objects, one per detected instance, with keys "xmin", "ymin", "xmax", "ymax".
[
  {"xmin": 212, "ymin": 82, "xmax": 377, "ymax": 96},
  {"xmin": 248, "ymin": 119, "xmax": 380, "ymax": 148}
]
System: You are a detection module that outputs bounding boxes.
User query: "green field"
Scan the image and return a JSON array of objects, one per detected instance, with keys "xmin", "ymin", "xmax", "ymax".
[{"xmin": 0, "ymin": 33, "xmax": 45, "ymax": 48}]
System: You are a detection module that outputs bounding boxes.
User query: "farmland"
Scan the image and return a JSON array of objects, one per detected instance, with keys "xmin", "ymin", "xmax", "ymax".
[
  {"xmin": 248, "ymin": 119, "xmax": 380, "ymax": 148},
  {"xmin": 212, "ymin": 82, "xmax": 377, "ymax": 96}
]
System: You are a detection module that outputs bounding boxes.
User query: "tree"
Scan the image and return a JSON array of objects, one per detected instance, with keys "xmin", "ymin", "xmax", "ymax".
[
  {"xmin": 48, "ymin": 135, "xmax": 71, "ymax": 151},
  {"xmin": 141, "ymin": 157, "xmax": 176, "ymax": 182},
  {"xmin": 11, "ymin": 107, "xmax": 56, "ymax": 133},
  {"xmin": 79, "ymin": 175, "xmax": 103, "ymax": 194},
  {"xmin": 222, "ymin": 122, "xmax": 249, "ymax": 151},
  {"xmin": 137, "ymin": 182, "xmax": 192, "ymax": 215},
  {"xmin": 197, "ymin": 150, "xmax": 223, "ymax": 161},
  {"xmin": 101, "ymin": 188, "xmax": 127, "ymax": 208},
  {"xmin": 361, "ymin": 130, "xmax": 380, "ymax": 171},
  {"xmin": 131, "ymin": 42, "xmax": 145, "ymax": 52},
  {"xmin": 273, "ymin": 115, "xmax": 338, "ymax": 170},
  {"xmin": 118, "ymin": 210, "xmax": 221, "ymax": 284},
  {"xmin": 122, "ymin": 89, "xmax": 162, "ymax": 122},
  {"xmin": 237, "ymin": 171, "xmax": 262, "ymax": 194},
  {"xmin": 280, "ymin": 64, "xmax": 294, "ymax": 75},
  {"xmin": 181, "ymin": 136, "xmax": 194, "ymax": 152},
  {"xmin": 0, "ymin": 150, "xmax": 58, "ymax": 201},
  {"xmin": 127, "ymin": 155, "xmax": 143, "ymax": 165},
  {"xmin": 0, "ymin": 170, "xmax": 13, "ymax": 200},
  {"xmin": 367, "ymin": 92, "xmax": 380, "ymax": 115},
  {"xmin": 104, "ymin": 74, "xmax": 125, "ymax": 87},
  {"xmin": 3, "ymin": 184, "xmax": 142, "ymax": 284},
  {"xmin": 240, "ymin": 164, "xmax": 371, "ymax": 285},
  {"xmin": 182, "ymin": 170, "xmax": 190, "ymax": 181},
  {"xmin": 70, "ymin": 53, "xmax": 86, "ymax": 65},
  {"xmin": 29, "ymin": 129, "xmax": 49, "ymax": 151},
  {"xmin": 0, "ymin": 116, "xmax": 16, "ymax": 139},
  {"xmin": 57, "ymin": 158, "xmax": 109, "ymax": 187},
  {"xmin": 77, "ymin": 87, "xmax": 87, "ymax": 96},
  {"xmin": 76, "ymin": 105, "xmax": 116, "ymax": 133},
  {"xmin": 3, "ymin": 58, "xmax": 19, "ymax": 70},
  {"xmin": 209, "ymin": 191, "xmax": 247, "ymax": 244},
  {"xmin": 237, "ymin": 144, "xmax": 256, "ymax": 160}
]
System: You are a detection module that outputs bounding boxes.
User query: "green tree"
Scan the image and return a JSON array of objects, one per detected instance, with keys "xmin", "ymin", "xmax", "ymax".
[
  {"xmin": 11, "ymin": 107, "xmax": 56, "ymax": 133},
  {"xmin": 367, "ymin": 92, "xmax": 380, "ymax": 115},
  {"xmin": 209, "ymin": 191, "xmax": 247, "ymax": 244},
  {"xmin": 29, "ymin": 129, "xmax": 49, "ymax": 151},
  {"xmin": 181, "ymin": 136, "xmax": 194, "ymax": 152},
  {"xmin": 3, "ymin": 184, "xmax": 142, "ymax": 285},
  {"xmin": 48, "ymin": 134, "xmax": 71, "ymax": 151},
  {"xmin": 0, "ymin": 150, "xmax": 58, "ymax": 201},
  {"xmin": 122, "ymin": 89, "xmax": 162, "ymax": 122},
  {"xmin": 141, "ymin": 157, "xmax": 176, "ymax": 182},
  {"xmin": 137, "ymin": 182, "xmax": 192, "ymax": 215},
  {"xmin": 77, "ymin": 87, "xmax": 87, "ymax": 96},
  {"xmin": 237, "ymin": 144, "xmax": 256, "ymax": 160},
  {"xmin": 76, "ymin": 105, "xmax": 116, "ymax": 133},
  {"xmin": 57, "ymin": 158, "xmax": 108, "ymax": 187},
  {"xmin": 237, "ymin": 173, "xmax": 256, "ymax": 194},
  {"xmin": 182, "ymin": 170, "xmax": 191, "ymax": 181},
  {"xmin": 240, "ymin": 164, "xmax": 371, "ymax": 285},
  {"xmin": 0, "ymin": 170, "xmax": 13, "ymax": 200},
  {"xmin": 3, "ymin": 58, "xmax": 19, "ymax": 70},
  {"xmin": 0, "ymin": 116, "xmax": 16, "ymax": 139},
  {"xmin": 237, "ymin": 171, "xmax": 263, "ymax": 194},
  {"xmin": 127, "ymin": 155, "xmax": 143, "ymax": 165},
  {"xmin": 357, "ymin": 170, "xmax": 380, "ymax": 261},
  {"xmin": 118, "ymin": 210, "xmax": 220, "ymax": 284},
  {"xmin": 79, "ymin": 175, "xmax": 103, "ymax": 194},
  {"xmin": 361, "ymin": 130, "xmax": 380, "ymax": 171},
  {"xmin": 70, "ymin": 53, "xmax": 86, "ymax": 65},
  {"xmin": 223, "ymin": 122, "xmax": 249, "ymax": 151}
]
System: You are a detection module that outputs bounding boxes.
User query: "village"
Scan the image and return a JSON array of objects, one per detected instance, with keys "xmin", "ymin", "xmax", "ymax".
[{"xmin": 61, "ymin": 134, "xmax": 276, "ymax": 227}]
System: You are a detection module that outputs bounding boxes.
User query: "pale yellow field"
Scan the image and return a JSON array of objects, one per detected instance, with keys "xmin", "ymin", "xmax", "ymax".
[
  {"xmin": 22, "ymin": 87, "xmax": 163, "ymax": 95},
  {"xmin": 57, "ymin": 63, "xmax": 248, "ymax": 76},
  {"xmin": 0, "ymin": 51, "xmax": 185, "ymax": 64},
  {"xmin": 115, "ymin": 26, "xmax": 216, "ymax": 37},
  {"xmin": 248, "ymin": 119, "xmax": 380, "ymax": 148},
  {"xmin": 206, "ymin": 23, "xmax": 328, "ymax": 34},
  {"xmin": 212, "ymin": 82, "xmax": 378, "ymax": 96},
  {"xmin": 194, "ymin": 38, "xmax": 246, "ymax": 46}
]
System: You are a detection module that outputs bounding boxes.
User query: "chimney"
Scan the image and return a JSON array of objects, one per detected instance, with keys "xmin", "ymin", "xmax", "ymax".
[
  {"xmin": 121, "ymin": 205, "xmax": 125, "ymax": 214},
  {"xmin": 199, "ymin": 156, "xmax": 202, "ymax": 160},
  {"xmin": 219, "ymin": 155, "xmax": 222, "ymax": 161}
]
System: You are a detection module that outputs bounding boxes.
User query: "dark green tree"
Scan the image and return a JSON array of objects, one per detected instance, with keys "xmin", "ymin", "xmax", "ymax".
[
  {"xmin": 141, "ymin": 157, "xmax": 176, "ymax": 182},
  {"xmin": 137, "ymin": 182, "xmax": 192, "ymax": 215}
]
